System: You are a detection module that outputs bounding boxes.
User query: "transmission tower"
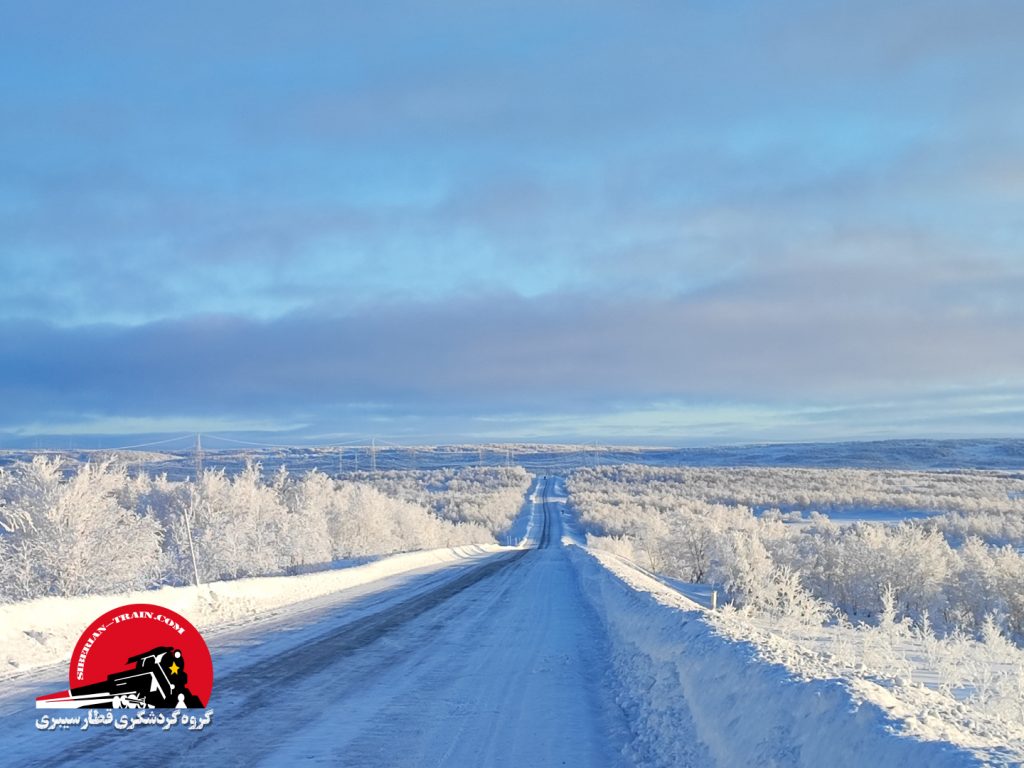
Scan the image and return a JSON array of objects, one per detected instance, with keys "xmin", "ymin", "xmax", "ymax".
[{"xmin": 194, "ymin": 433, "xmax": 204, "ymax": 480}]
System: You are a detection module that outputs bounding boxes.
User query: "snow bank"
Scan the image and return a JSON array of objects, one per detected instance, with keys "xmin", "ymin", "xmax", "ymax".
[
  {"xmin": 569, "ymin": 545, "xmax": 993, "ymax": 768},
  {"xmin": 504, "ymin": 476, "xmax": 543, "ymax": 545},
  {"xmin": 0, "ymin": 543, "xmax": 504, "ymax": 679}
]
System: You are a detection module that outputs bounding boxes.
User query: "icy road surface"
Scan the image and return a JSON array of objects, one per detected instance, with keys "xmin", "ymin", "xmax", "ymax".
[{"xmin": 0, "ymin": 478, "xmax": 632, "ymax": 767}]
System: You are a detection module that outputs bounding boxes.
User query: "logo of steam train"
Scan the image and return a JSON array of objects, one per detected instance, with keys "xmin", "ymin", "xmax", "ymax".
[
  {"xmin": 37, "ymin": 604, "xmax": 213, "ymax": 710},
  {"xmin": 37, "ymin": 646, "xmax": 205, "ymax": 709}
]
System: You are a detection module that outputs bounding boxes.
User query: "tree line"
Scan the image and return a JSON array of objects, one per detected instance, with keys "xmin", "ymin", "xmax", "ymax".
[{"xmin": 0, "ymin": 458, "xmax": 530, "ymax": 601}]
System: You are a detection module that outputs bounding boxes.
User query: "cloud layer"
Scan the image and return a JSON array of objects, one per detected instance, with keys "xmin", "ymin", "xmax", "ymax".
[
  {"xmin": 3, "ymin": 281, "xmax": 1021, "ymax": 439},
  {"xmin": 1, "ymin": 1, "xmax": 1022, "ymax": 440}
]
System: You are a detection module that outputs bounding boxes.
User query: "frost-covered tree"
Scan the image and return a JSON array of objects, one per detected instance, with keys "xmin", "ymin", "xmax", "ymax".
[
  {"xmin": 188, "ymin": 462, "xmax": 291, "ymax": 580},
  {"xmin": 0, "ymin": 458, "xmax": 529, "ymax": 603},
  {"xmin": 0, "ymin": 458, "xmax": 163, "ymax": 599},
  {"xmin": 274, "ymin": 468, "xmax": 334, "ymax": 569}
]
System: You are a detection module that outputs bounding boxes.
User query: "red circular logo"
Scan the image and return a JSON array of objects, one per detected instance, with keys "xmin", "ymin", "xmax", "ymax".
[{"xmin": 37, "ymin": 603, "xmax": 212, "ymax": 709}]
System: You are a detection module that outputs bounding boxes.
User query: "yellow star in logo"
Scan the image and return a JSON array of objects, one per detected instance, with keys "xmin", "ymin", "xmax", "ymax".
[{"xmin": 169, "ymin": 661, "xmax": 180, "ymax": 676}]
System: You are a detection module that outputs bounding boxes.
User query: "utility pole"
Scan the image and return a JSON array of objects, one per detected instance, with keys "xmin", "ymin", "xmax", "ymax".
[
  {"xmin": 184, "ymin": 491, "xmax": 202, "ymax": 588},
  {"xmin": 370, "ymin": 438, "xmax": 377, "ymax": 473}
]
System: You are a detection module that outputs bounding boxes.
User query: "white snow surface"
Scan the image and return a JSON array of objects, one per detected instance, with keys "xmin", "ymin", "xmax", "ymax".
[
  {"xmin": 0, "ymin": 542, "xmax": 505, "ymax": 680},
  {"xmin": 577, "ymin": 545, "xmax": 1018, "ymax": 766},
  {"xmin": 0, "ymin": 476, "xmax": 1017, "ymax": 766}
]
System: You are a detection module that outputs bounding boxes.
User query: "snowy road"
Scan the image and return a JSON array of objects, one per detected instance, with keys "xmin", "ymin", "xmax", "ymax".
[{"xmin": 0, "ymin": 477, "xmax": 632, "ymax": 767}]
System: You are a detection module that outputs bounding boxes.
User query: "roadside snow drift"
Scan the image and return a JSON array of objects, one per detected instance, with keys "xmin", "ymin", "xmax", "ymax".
[
  {"xmin": 0, "ymin": 543, "xmax": 505, "ymax": 679},
  {"xmin": 569, "ymin": 545, "xmax": 990, "ymax": 768}
]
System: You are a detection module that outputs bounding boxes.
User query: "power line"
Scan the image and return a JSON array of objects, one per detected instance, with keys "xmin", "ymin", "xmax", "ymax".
[
  {"xmin": 202, "ymin": 433, "xmax": 384, "ymax": 450},
  {"xmin": 201, "ymin": 433, "xmax": 301, "ymax": 450},
  {"xmin": 100, "ymin": 434, "xmax": 195, "ymax": 451}
]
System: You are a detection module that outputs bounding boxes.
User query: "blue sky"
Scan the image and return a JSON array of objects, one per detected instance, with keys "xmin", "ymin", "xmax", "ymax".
[{"xmin": 1, "ymin": 1, "xmax": 1023, "ymax": 445}]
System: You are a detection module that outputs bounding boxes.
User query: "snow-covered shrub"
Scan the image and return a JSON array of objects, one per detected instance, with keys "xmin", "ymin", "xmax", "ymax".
[
  {"xmin": 567, "ymin": 464, "xmax": 1024, "ymax": 643},
  {"xmin": 350, "ymin": 466, "xmax": 532, "ymax": 535},
  {"xmin": 585, "ymin": 533, "xmax": 638, "ymax": 562}
]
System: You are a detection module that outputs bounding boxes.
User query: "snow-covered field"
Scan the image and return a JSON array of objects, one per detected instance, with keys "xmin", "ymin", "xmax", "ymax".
[
  {"xmin": 570, "ymin": 465, "xmax": 1024, "ymax": 638},
  {"xmin": 1, "ymin": 473, "xmax": 1019, "ymax": 765},
  {"xmin": 4, "ymin": 437, "xmax": 1023, "ymax": 480},
  {"xmin": 567, "ymin": 465, "xmax": 1024, "ymax": 764}
]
